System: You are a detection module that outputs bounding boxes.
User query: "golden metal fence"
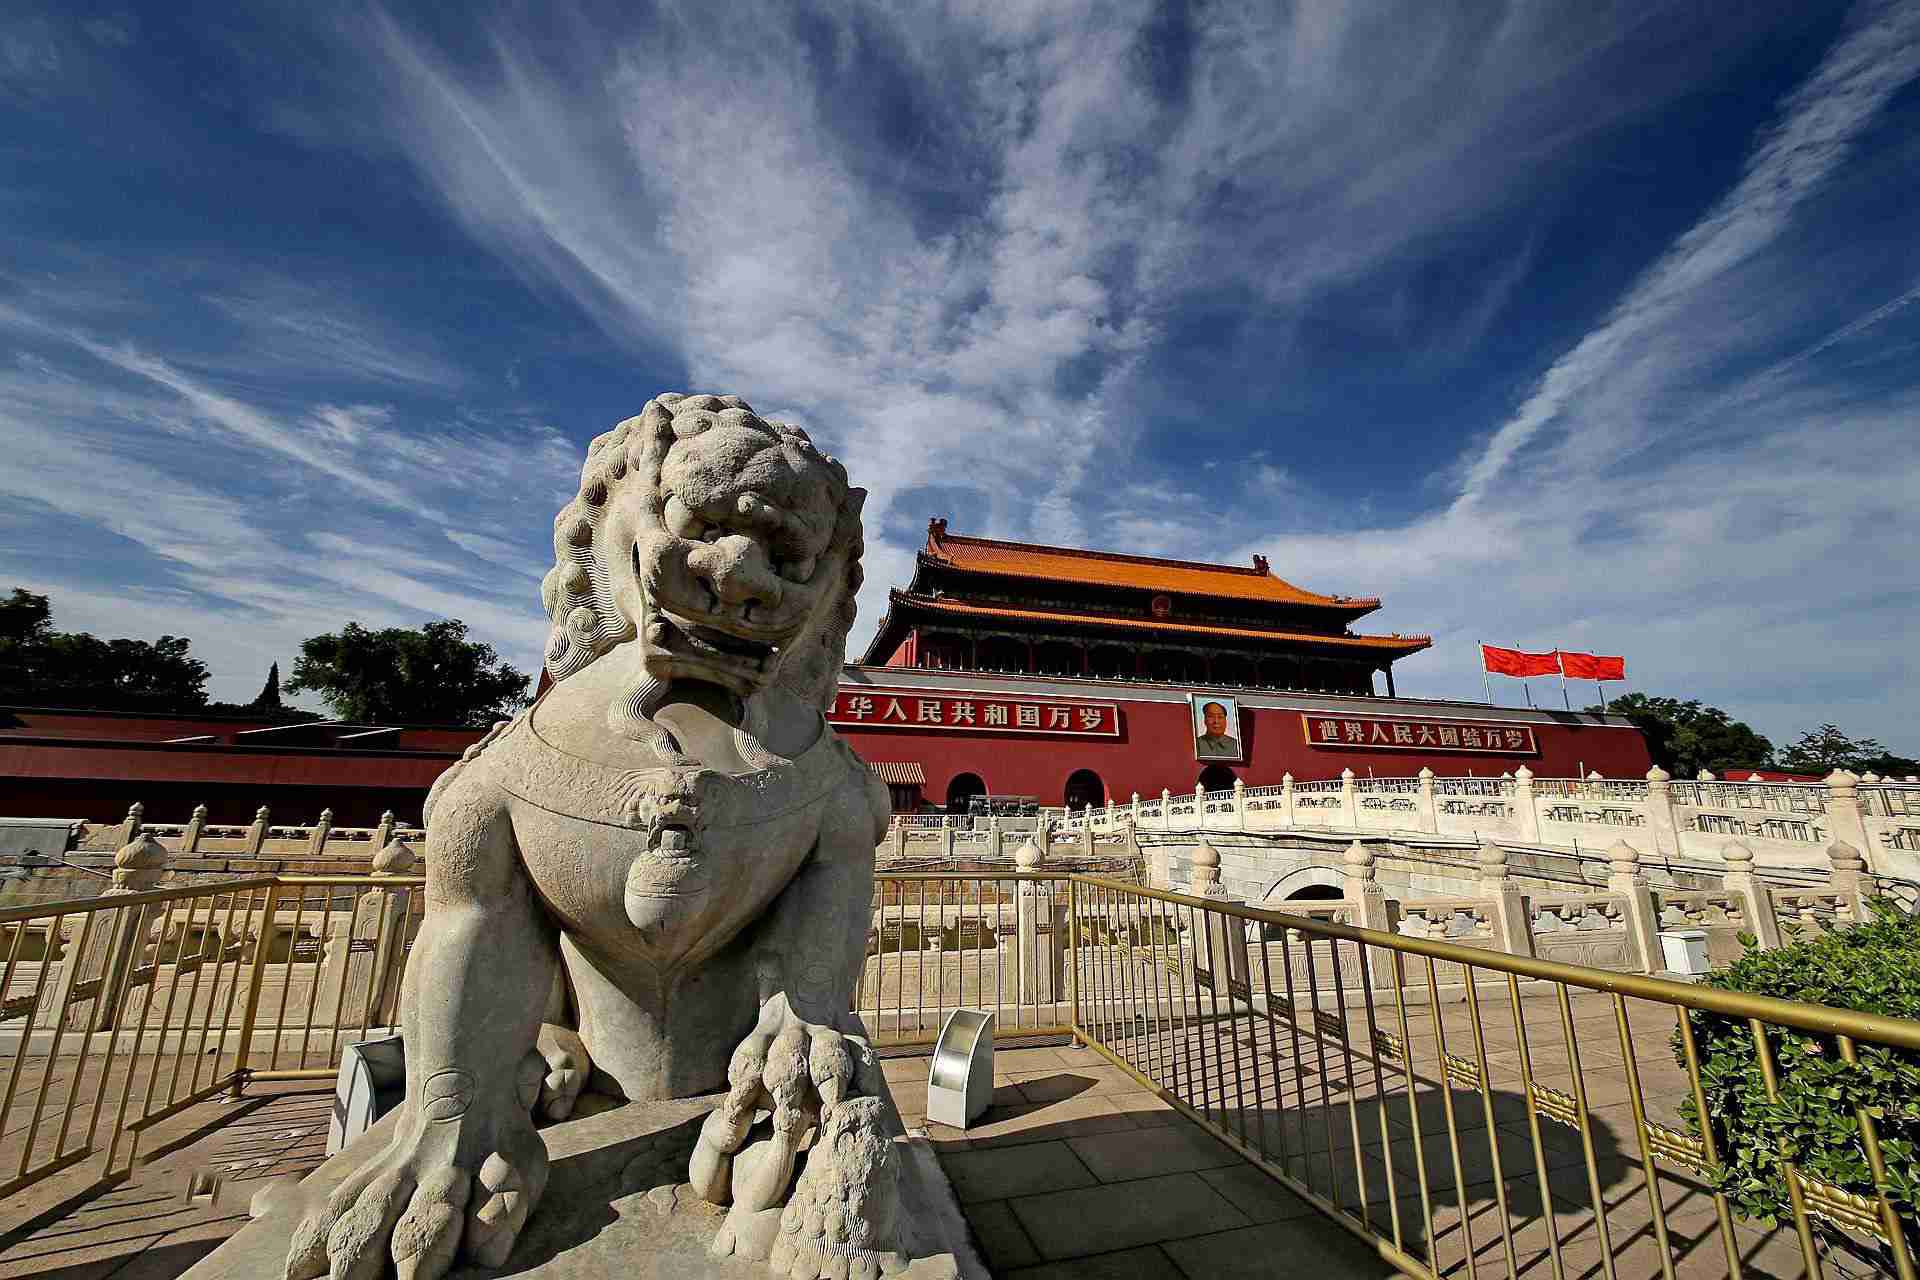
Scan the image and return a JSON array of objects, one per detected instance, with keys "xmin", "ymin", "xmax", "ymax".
[
  {"xmin": 1059, "ymin": 875, "xmax": 1920, "ymax": 1280},
  {"xmin": 7, "ymin": 866, "xmax": 1918, "ymax": 1278},
  {"xmin": 861, "ymin": 872, "xmax": 1078, "ymax": 1046},
  {"xmin": 0, "ymin": 873, "xmax": 423, "ymax": 1199}
]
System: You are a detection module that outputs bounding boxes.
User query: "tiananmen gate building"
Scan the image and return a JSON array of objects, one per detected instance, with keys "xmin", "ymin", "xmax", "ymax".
[{"xmin": 829, "ymin": 521, "xmax": 1650, "ymax": 813}]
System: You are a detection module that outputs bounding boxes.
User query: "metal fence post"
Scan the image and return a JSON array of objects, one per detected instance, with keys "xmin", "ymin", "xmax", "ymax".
[{"xmin": 229, "ymin": 880, "xmax": 282, "ymax": 1094}]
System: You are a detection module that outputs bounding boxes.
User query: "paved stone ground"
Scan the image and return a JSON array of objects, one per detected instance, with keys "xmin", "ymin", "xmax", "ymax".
[
  {"xmin": 0, "ymin": 1064, "xmax": 333, "ymax": 1280},
  {"xmin": 0, "ymin": 992, "xmax": 1845, "ymax": 1279},
  {"xmin": 901, "ymin": 989, "xmax": 1819, "ymax": 1279}
]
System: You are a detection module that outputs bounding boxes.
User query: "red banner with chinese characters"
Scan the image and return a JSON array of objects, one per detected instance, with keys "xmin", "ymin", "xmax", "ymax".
[
  {"xmin": 1556, "ymin": 651, "xmax": 1626, "ymax": 681},
  {"xmin": 1480, "ymin": 644, "xmax": 1561, "ymax": 677},
  {"xmin": 830, "ymin": 689, "xmax": 1120, "ymax": 736},
  {"xmin": 1300, "ymin": 713, "xmax": 1538, "ymax": 754}
]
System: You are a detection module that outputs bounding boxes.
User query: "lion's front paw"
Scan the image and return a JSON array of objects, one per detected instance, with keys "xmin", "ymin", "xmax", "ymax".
[
  {"xmin": 690, "ymin": 994, "xmax": 879, "ymax": 1214},
  {"xmin": 283, "ymin": 1105, "xmax": 547, "ymax": 1280}
]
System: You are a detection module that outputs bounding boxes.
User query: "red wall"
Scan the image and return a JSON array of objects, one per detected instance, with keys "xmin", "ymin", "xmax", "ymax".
[
  {"xmin": 0, "ymin": 738, "xmax": 460, "ymax": 826},
  {"xmin": 834, "ymin": 693, "xmax": 1651, "ymax": 808},
  {"xmin": 0, "ymin": 708, "xmax": 487, "ymax": 752}
]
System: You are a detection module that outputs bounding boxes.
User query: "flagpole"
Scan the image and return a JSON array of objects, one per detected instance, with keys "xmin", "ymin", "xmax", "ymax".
[{"xmin": 1479, "ymin": 640, "xmax": 1493, "ymax": 705}]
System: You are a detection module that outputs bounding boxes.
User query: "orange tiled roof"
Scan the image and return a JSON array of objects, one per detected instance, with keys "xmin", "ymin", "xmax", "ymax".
[
  {"xmin": 867, "ymin": 761, "xmax": 927, "ymax": 786},
  {"xmin": 922, "ymin": 524, "xmax": 1377, "ymax": 610},
  {"xmin": 890, "ymin": 592, "xmax": 1430, "ymax": 654}
]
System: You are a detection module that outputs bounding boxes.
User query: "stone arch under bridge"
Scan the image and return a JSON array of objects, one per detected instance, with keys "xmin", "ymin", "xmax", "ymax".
[{"xmin": 1261, "ymin": 864, "xmax": 1345, "ymax": 902}]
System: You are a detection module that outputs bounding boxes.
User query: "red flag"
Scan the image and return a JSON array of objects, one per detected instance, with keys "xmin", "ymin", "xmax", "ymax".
[
  {"xmin": 1481, "ymin": 644, "xmax": 1560, "ymax": 677},
  {"xmin": 1557, "ymin": 651, "xmax": 1626, "ymax": 681}
]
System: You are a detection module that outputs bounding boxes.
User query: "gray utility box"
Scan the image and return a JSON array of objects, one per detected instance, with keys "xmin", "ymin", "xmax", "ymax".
[
  {"xmin": 328, "ymin": 1034, "xmax": 406, "ymax": 1155},
  {"xmin": 926, "ymin": 1009, "xmax": 995, "ymax": 1130}
]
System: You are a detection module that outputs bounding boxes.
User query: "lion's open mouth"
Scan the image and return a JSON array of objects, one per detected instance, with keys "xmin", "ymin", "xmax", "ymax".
[{"xmin": 650, "ymin": 607, "xmax": 785, "ymax": 676}]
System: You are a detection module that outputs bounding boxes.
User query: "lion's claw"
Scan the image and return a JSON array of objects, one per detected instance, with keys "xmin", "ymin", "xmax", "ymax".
[{"xmin": 283, "ymin": 1116, "xmax": 545, "ymax": 1280}]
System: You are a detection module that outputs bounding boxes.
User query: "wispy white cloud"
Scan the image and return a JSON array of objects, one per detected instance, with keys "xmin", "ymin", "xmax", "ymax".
[
  {"xmin": 1459, "ymin": 0, "xmax": 1920, "ymax": 503},
  {"xmin": 355, "ymin": 1, "xmax": 1782, "ymax": 643}
]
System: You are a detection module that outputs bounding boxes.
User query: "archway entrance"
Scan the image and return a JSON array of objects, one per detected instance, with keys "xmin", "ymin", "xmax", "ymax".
[
  {"xmin": 1285, "ymin": 884, "xmax": 1343, "ymax": 901},
  {"xmin": 1063, "ymin": 768, "xmax": 1105, "ymax": 810},
  {"xmin": 945, "ymin": 773, "xmax": 985, "ymax": 815},
  {"xmin": 1197, "ymin": 763, "xmax": 1237, "ymax": 793}
]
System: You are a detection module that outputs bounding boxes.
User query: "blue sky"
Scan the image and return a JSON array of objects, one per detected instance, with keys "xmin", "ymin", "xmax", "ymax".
[{"xmin": 2, "ymin": 1, "xmax": 1915, "ymax": 753}]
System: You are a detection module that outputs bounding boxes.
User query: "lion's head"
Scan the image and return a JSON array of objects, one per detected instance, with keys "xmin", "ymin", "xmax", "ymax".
[{"xmin": 540, "ymin": 394, "xmax": 864, "ymax": 716}]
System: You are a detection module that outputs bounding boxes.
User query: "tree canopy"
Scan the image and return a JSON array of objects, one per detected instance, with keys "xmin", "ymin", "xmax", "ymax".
[
  {"xmin": 286, "ymin": 619, "xmax": 532, "ymax": 726},
  {"xmin": 0, "ymin": 587, "xmax": 211, "ymax": 712},
  {"xmin": 1778, "ymin": 722, "xmax": 1919, "ymax": 777},
  {"xmin": 1585, "ymin": 693, "xmax": 1774, "ymax": 777}
]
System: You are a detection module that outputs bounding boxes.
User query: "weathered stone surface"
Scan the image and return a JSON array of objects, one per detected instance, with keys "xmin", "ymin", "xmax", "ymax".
[{"xmin": 254, "ymin": 395, "xmax": 905, "ymax": 1279}]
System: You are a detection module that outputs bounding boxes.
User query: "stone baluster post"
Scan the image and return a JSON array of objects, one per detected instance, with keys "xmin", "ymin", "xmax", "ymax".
[
  {"xmin": 986, "ymin": 814, "xmax": 1003, "ymax": 861},
  {"xmin": 1719, "ymin": 840, "xmax": 1781, "ymax": 949},
  {"xmin": 890, "ymin": 817, "xmax": 907, "ymax": 859},
  {"xmin": 1195, "ymin": 783, "xmax": 1207, "ymax": 832},
  {"xmin": 1824, "ymin": 770, "xmax": 1873, "ymax": 870},
  {"xmin": 374, "ymin": 810, "xmax": 396, "ymax": 851},
  {"xmin": 1826, "ymin": 840, "xmax": 1867, "ymax": 921},
  {"xmin": 244, "ymin": 805, "xmax": 270, "ymax": 856},
  {"xmin": 1603, "ymin": 838, "xmax": 1662, "ymax": 974},
  {"xmin": 1339, "ymin": 768, "xmax": 1358, "ymax": 829},
  {"xmin": 182, "ymin": 804, "xmax": 208, "ymax": 855},
  {"xmin": 1512, "ymin": 766, "xmax": 1540, "ymax": 842},
  {"xmin": 324, "ymin": 836, "xmax": 418, "ymax": 1030},
  {"xmin": 1014, "ymin": 838, "xmax": 1059, "ymax": 1007},
  {"xmin": 1233, "ymin": 778, "xmax": 1247, "ymax": 832},
  {"xmin": 1477, "ymin": 840, "xmax": 1534, "ymax": 957},
  {"xmin": 941, "ymin": 815, "xmax": 956, "ymax": 859},
  {"xmin": 1342, "ymin": 840, "xmax": 1392, "ymax": 932},
  {"xmin": 1189, "ymin": 838, "xmax": 1250, "ymax": 995},
  {"xmin": 1282, "ymin": 773, "xmax": 1295, "ymax": 827},
  {"xmin": 116, "ymin": 802, "xmax": 144, "ymax": 848},
  {"xmin": 1644, "ymin": 766, "xmax": 1677, "ymax": 857},
  {"xmin": 1416, "ymin": 768, "xmax": 1437, "ymax": 834},
  {"xmin": 1130, "ymin": 793, "xmax": 1141, "ymax": 826},
  {"xmin": 307, "ymin": 807, "xmax": 334, "ymax": 857},
  {"xmin": 1160, "ymin": 789, "xmax": 1172, "ymax": 832},
  {"xmin": 55, "ymin": 829, "xmax": 170, "ymax": 1031},
  {"xmin": 1080, "ymin": 813, "xmax": 1094, "ymax": 858},
  {"xmin": 1698, "ymin": 770, "xmax": 1715, "ymax": 782}
]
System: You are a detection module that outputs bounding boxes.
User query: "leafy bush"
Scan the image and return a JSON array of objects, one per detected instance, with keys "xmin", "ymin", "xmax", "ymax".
[{"xmin": 1679, "ymin": 900, "xmax": 1920, "ymax": 1271}]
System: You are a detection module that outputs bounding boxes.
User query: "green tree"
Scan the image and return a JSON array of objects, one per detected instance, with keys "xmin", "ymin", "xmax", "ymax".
[
  {"xmin": 0, "ymin": 587, "xmax": 211, "ymax": 712},
  {"xmin": 1584, "ymin": 693, "xmax": 1773, "ymax": 777},
  {"xmin": 286, "ymin": 619, "xmax": 532, "ymax": 726},
  {"xmin": 1777, "ymin": 722, "xmax": 1917, "ymax": 776}
]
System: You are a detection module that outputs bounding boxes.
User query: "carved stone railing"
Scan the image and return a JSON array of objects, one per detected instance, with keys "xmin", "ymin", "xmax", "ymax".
[
  {"xmin": 1394, "ymin": 897, "xmax": 1494, "ymax": 942},
  {"xmin": 1023, "ymin": 768, "xmax": 1920, "ymax": 877}
]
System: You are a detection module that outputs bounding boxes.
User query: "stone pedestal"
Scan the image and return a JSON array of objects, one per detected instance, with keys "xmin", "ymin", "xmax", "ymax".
[{"xmin": 185, "ymin": 1081, "xmax": 983, "ymax": 1280}]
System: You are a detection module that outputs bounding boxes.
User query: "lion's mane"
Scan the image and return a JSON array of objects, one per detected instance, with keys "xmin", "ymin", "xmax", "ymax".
[{"xmin": 538, "ymin": 393, "xmax": 864, "ymax": 712}]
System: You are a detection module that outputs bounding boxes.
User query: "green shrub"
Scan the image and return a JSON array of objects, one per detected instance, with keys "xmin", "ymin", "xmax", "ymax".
[{"xmin": 1678, "ymin": 900, "xmax": 1920, "ymax": 1271}]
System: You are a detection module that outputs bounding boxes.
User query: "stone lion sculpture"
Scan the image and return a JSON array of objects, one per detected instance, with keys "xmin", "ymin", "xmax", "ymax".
[{"xmin": 286, "ymin": 394, "xmax": 895, "ymax": 1280}]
